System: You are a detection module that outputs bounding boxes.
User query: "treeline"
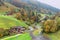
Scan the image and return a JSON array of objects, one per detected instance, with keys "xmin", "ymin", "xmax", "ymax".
[{"xmin": 6, "ymin": 8, "xmax": 40, "ymax": 25}]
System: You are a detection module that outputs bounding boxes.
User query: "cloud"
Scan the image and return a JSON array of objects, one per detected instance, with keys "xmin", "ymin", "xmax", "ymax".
[{"xmin": 38, "ymin": 0, "xmax": 60, "ymax": 9}]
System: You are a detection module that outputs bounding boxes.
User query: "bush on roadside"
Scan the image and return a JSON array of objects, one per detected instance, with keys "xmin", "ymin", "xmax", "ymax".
[
  {"xmin": 55, "ymin": 16, "xmax": 60, "ymax": 28},
  {"xmin": 43, "ymin": 20, "xmax": 58, "ymax": 33}
]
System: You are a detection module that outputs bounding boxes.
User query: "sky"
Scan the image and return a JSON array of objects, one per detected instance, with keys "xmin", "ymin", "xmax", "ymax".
[{"xmin": 38, "ymin": 0, "xmax": 60, "ymax": 9}]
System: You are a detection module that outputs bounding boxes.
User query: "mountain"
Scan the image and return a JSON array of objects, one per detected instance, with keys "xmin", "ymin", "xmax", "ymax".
[
  {"xmin": 0, "ymin": 0, "xmax": 60, "ymax": 24},
  {"xmin": 1, "ymin": 0, "xmax": 60, "ymax": 15},
  {"xmin": 0, "ymin": 0, "xmax": 20, "ymax": 15}
]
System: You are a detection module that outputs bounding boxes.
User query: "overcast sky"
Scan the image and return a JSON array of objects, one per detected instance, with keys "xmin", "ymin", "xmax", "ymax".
[{"xmin": 38, "ymin": 0, "xmax": 60, "ymax": 9}]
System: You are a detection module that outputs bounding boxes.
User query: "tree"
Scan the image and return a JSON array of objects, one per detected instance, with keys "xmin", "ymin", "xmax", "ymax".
[
  {"xmin": 43, "ymin": 20, "xmax": 58, "ymax": 33},
  {"xmin": 55, "ymin": 16, "xmax": 60, "ymax": 28},
  {"xmin": 15, "ymin": 12, "xmax": 22, "ymax": 20},
  {"xmin": 0, "ymin": 28, "xmax": 4, "ymax": 37}
]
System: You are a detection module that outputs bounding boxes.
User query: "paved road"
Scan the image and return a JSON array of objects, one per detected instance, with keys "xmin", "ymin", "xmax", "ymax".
[
  {"xmin": 29, "ymin": 31, "xmax": 50, "ymax": 40},
  {"xmin": 29, "ymin": 25, "xmax": 51, "ymax": 40},
  {"xmin": 32, "ymin": 35, "xmax": 50, "ymax": 40}
]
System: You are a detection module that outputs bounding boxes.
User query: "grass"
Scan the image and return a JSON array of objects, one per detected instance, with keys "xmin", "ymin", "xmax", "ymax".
[
  {"xmin": 48, "ymin": 30, "xmax": 60, "ymax": 40},
  {"xmin": 1, "ymin": 33, "xmax": 32, "ymax": 40},
  {"xmin": 0, "ymin": 2, "xmax": 20, "ymax": 15},
  {"xmin": 0, "ymin": 12, "xmax": 7, "ymax": 15},
  {"xmin": 0, "ymin": 16, "xmax": 31, "ymax": 40},
  {"xmin": 0, "ymin": 16, "xmax": 28, "ymax": 29},
  {"xmin": 0, "ymin": 5, "xmax": 10, "ymax": 15}
]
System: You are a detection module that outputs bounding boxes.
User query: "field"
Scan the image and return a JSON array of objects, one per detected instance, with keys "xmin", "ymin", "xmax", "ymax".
[
  {"xmin": 1, "ymin": 33, "xmax": 31, "ymax": 40},
  {"xmin": 0, "ymin": 16, "xmax": 31, "ymax": 40},
  {"xmin": 0, "ymin": 1, "xmax": 60, "ymax": 40},
  {"xmin": 0, "ymin": 16, "xmax": 28, "ymax": 29},
  {"xmin": 48, "ymin": 30, "xmax": 60, "ymax": 40}
]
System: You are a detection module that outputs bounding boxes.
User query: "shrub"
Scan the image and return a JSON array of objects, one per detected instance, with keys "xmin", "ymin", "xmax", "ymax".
[
  {"xmin": 43, "ymin": 20, "xmax": 58, "ymax": 33},
  {"xmin": 55, "ymin": 16, "xmax": 60, "ymax": 28},
  {"xmin": 0, "ymin": 28, "xmax": 5, "ymax": 37},
  {"xmin": 3, "ymin": 29, "xmax": 9, "ymax": 36}
]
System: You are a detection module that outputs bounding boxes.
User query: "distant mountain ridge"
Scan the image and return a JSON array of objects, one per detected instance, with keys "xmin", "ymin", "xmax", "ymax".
[{"xmin": 3, "ymin": 0, "xmax": 60, "ymax": 14}]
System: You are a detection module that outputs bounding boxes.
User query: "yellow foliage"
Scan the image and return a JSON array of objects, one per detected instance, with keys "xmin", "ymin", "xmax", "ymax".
[
  {"xmin": 0, "ymin": 34, "xmax": 3, "ymax": 37},
  {"xmin": 43, "ymin": 20, "xmax": 57, "ymax": 33},
  {"xmin": 33, "ymin": 30, "xmax": 39, "ymax": 36},
  {"xmin": 33, "ymin": 28, "xmax": 42, "ymax": 36},
  {"xmin": 44, "ymin": 25, "xmax": 50, "ymax": 32}
]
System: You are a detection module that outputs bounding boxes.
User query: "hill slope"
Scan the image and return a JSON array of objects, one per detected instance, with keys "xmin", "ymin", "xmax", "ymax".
[
  {"xmin": 4, "ymin": 0, "xmax": 60, "ymax": 14},
  {"xmin": 0, "ymin": 16, "xmax": 28, "ymax": 28},
  {"xmin": 0, "ymin": 1, "xmax": 19, "ymax": 15}
]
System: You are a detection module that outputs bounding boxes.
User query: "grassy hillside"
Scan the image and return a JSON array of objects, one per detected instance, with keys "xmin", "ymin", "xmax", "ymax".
[
  {"xmin": 1, "ymin": 33, "xmax": 31, "ymax": 40},
  {"xmin": 0, "ymin": 2, "xmax": 19, "ymax": 15},
  {"xmin": 0, "ymin": 16, "xmax": 28, "ymax": 29},
  {"xmin": 48, "ymin": 30, "xmax": 60, "ymax": 40},
  {"xmin": 5, "ymin": 0, "xmax": 60, "ymax": 13}
]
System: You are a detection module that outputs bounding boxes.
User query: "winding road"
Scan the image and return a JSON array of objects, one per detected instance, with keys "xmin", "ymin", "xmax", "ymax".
[
  {"xmin": 29, "ymin": 25, "xmax": 51, "ymax": 40},
  {"xmin": 29, "ymin": 31, "xmax": 50, "ymax": 40}
]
